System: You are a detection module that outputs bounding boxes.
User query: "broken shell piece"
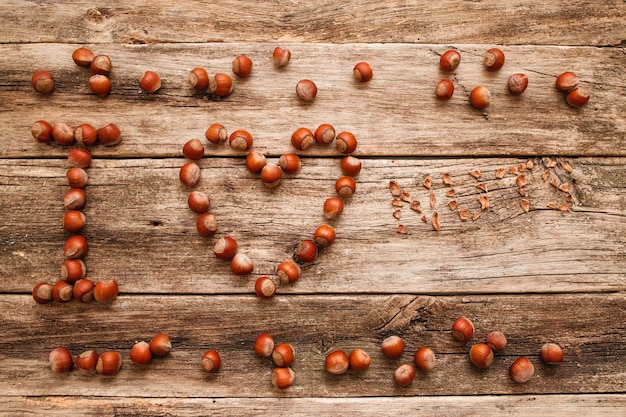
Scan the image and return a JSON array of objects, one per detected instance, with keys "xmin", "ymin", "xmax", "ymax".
[
  {"xmin": 508, "ymin": 165, "xmax": 517, "ymax": 174},
  {"xmin": 421, "ymin": 215, "xmax": 428, "ymax": 223},
  {"xmin": 448, "ymin": 200, "xmax": 458, "ymax": 211},
  {"xmin": 516, "ymin": 175, "xmax": 528, "ymax": 188},
  {"xmin": 549, "ymin": 178, "xmax": 560, "ymax": 188},
  {"xmin": 547, "ymin": 202, "xmax": 556, "ymax": 209},
  {"xmin": 542, "ymin": 170, "xmax": 550, "ymax": 182},
  {"xmin": 442, "ymin": 173, "xmax": 453, "ymax": 185},
  {"xmin": 393, "ymin": 209, "xmax": 402, "ymax": 219},
  {"xmin": 389, "ymin": 181, "xmax": 402, "ymax": 197},
  {"xmin": 518, "ymin": 187, "xmax": 526, "ymax": 196},
  {"xmin": 547, "ymin": 159, "xmax": 557, "ymax": 168},
  {"xmin": 526, "ymin": 160, "xmax": 534, "ymax": 170},
  {"xmin": 478, "ymin": 195, "xmax": 490, "ymax": 210},
  {"xmin": 470, "ymin": 170, "xmax": 482, "ymax": 179},
  {"xmin": 558, "ymin": 204, "xmax": 570, "ymax": 212},
  {"xmin": 429, "ymin": 192, "xmax": 436, "ymax": 208},
  {"xmin": 392, "ymin": 199, "xmax": 403, "ymax": 207},
  {"xmin": 409, "ymin": 200, "xmax": 422, "ymax": 213},
  {"xmin": 518, "ymin": 163, "xmax": 526, "ymax": 172},
  {"xmin": 475, "ymin": 182, "xmax": 488, "ymax": 193},
  {"xmin": 458, "ymin": 209, "xmax": 469, "ymax": 221},
  {"xmin": 396, "ymin": 224, "xmax": 408, "ymax": 234},
  {"xmin": 423, "ymin": 176, "xmax": 432, "ymax": 189},
  {"xmin": 400, "ymin": 192, "xmax": 412, "ymax": 202},
  {"xmin": 495, "ymin": 168, "xmax": 506, "ymax": 179},
  {"xmin": 431, "ymin": 212, "xmax": 441, "ymax": 231},
  {"xmin": 471, "ymin": 212, "xmax": 481, "ymax": 221},
  {"xmin": 520, "ymin": 199, "xmax": 530, "ymax": 213},
  {"xmin": 445, "ymin": 189, "xmax": 455, "ymax": 197},
  {"xmin": 559, "ymin": 184, "xmax": 570, "ymax": 193},
  {"xmin": 560, "ymin": 161, "xmax": 574, "ymax": 173}
]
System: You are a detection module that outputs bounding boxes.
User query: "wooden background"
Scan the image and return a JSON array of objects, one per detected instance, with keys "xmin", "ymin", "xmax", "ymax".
[{"xmin": 1, "ymin": 1, "xmax": 625, "ymax": 415}]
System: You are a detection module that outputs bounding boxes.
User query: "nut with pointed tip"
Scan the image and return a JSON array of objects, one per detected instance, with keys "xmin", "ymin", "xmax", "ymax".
[
  {"xmin": 294, "ymin": 240, "xmax": 318, "ymax": 264},
  {"xmin": 97, "ymin": 123, "xmax": 122, "ymax": 146},
  {"xmin": 353, "ymin": 62, "xmax": 373, "ymax": 82},
  {"xmin": 189, "ymin": 67, "xmax": 209, "ymax": 90},
  {"xmin": 214, "ymin": 236, "xmax": 238, "ymax": 260},
  {"xmin": 149, "ymin": 333, "xmax": 172, "ymax": 356},
  {"xmin": 323, "ymin": 197, "xmax": 344, "ymax": 219},
  {"xmin": 68, "ymin": 148, "xmax": 92, "ymax": 168},
  {"xmin": 260, "ymin": 163, "xmax": 283, "ymax": 188},
  {"xmin": 52, "ymin": 122, "xmax": 75, "ymax": 146},
  {"xmin": 335, "ymin": 131, "xmax": 358, "ymax": 154},
  {"xmin": 50, "ymin": 347, "xmax": 73, "ymax": 373},
  {"xmin": 31, "ymin": 120, "xmax": 53, "ymax": 143},
  {"xmin": 74, "ymin": 124, "xmax": 98, "ymax": 146},
  {"xmin": 64, "ymin": 235, "xmax": 88, "ymax": 259},
  {"xmin": 556, "ymin": 71, "xmax": 579, "ymax": 92},
  {"xmin": 314, "ymin": 224, "xmax": 336, "ymax": 247},
  {"xmin": 291, "ymin": 127, "xmax": 314, "ymax": 151},
  {"xmin": 210, "ymin": 73, "xmax": 234, "ymax": 97},
  {"xmin": 541, "ymin": 343, "xmax": 564, "ymax": 365},
  {"xmin": 183, "ymin": 138, "xmax": 205, "ymax": 160},
  {"xmin": 470, "ymin": 86, "xmax": 491, "ymax": 110},
  {"xmin": 325, "ymin": 350, "xmax": 349, "ymax": 375},
  {"xmin": 348, "ymin": 349, "xmax": 371, "ymax": 372},
  {"xmin": 272, "ymin": 343, "xmax": 295, "ymax": 367},
  {"xmin": 31, "ymin": 70, "xmax": 55, "ymax": 94},
  {"xmin": 188, "ymin": 191, "xmax": 211, "ymax": 214},
  {"xmin": 335, "ymin": 176, "xmax": 356, "ymax": 197},
  {"xmin": 196, "ymin": 212, "xmax": 217, "ymax": 237},
  {"xmin": 205, "ymin": 123, "xmax": 228, "ymax": 144},
  {"xmin": 130, "ymin": 341, "xmax": 152, "ymax": 365},
  {"xmin": 469, "ymin": 343, "xmax": 494, "ymax": 368},
  {"xmin": 231, "ymin": 253, "xmax": 254, "ymax": 275},
  {"xmin": 509, "ymin": 356, "xmax": 534, "ymax": 383},
  {"xmin": 381, "ymin": 335, "xmax": 405, "ymax": 358},
  {"xmin": 63, "ymin": 210, "xmax": 86, "ymax": 233},
  {"xmin": 72, "ymin": 47, "xmax": 95, "ymax": 67},
  {"xmin": 486, "ymin": 331, "xmax": 507, "ymax": 352},
  {"xmin": 341, "ymin": 155, "xmax": 362, "ymax": 176},
  {"xmin": 296, "ymin": 79, "xmax": 317, "ymax": 101},
  {"xmin": 96, "ymin": 351, "xmax": 122, "ymax": 375},
  {"xmin": 32, "ymin": 282, "xmax": 53, "ymax": 304},
  {"xmin": 254, "ymin": 333, "xmax": 275, "ymax": 358},
  {"xmin": 180, "ymin": 162, "xmax": 201, "ymax": 188},
  {"xmin": 232, "ymin": 55, "xmax": 253, "ymax": 78},
  {"xmin": 272, "ymin": 46, "xmax": 291, "ymax": 67},
  {"xmin": 75, "ymin": 350, "xmax": 98, "ymax": 375},
  {"xmin": 228, "ymin": 129, "xmax": 253, "ymax": 151},
  {"xmin": 484, "ymin": 48, "xmax": 505, "ymax": 71},
  {"xmin": 276, "ymin": 259, "xmax": 301, "ymax": 284},
  {"xmin": 452, "ymin": 317, "xmax": 475, "ymax": 342},
  {"xmin": 93, "ymin": 279, "xmax": 118, "ymax": 302},
  {"xmin": 246, "ymin": 150, "xmax": 267, "ymax": 174},
  {"xmin": 271, "ymin": 367, "xmax": 294, "ymax": 389},
  {"xmin": 508, "ymin": 73, "xmax": 528, "ymax": 95},
  {"xmin": 201, "ymin": 349, "xmax": 221, "ymax": 372},
  {"xmin": 89, "ymin": 74, "xmax": 111, "ymax": 96},
  {"xmin": 414, "ymin": 347, "xmax": 436, "ymax": 372},
  {"xmin": 279, "ymin": 153, "xmax": 301, "ymax": 174},
  {"xmin": 90, "ymin": 55, "xmax": 112, "ymax": 75},
  {"xmin": 439, "ymin": 50, "xmax": 461, "ymax": 71},
  {"xmin": 61, "ymin": 259, "xmax": 86, "ymax": 282},
  {"xmin": 52, "ymin": 280, "xmax": 73, "ymax": 303},
  {"xmin": 314, "ymin": 123, "xmax": 336, "ymax": 145},
  {"xmin": 566, "ymin": 88, "xmax": 590, "ymax": 108},
  {"xmin": 73, "ymin": 279, "xmax": 95, "ymax": 303},
  {"xmin": 255, "ymin": 276, "xmax": 276, "ymax": 299},
  {"xmin": 67, "ymin": 167, "xmax": 88, "ymax": 188},
  {"xmin": 435, "ymin": 79, "xmax": 454, "ymax": 100},
  {"xmin": 394, "ymin": 364, "xmax": 416, "ymax": 387}
]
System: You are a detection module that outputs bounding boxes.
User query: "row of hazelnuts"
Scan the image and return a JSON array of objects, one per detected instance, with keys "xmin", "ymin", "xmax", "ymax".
[
  {"xmin": 48, "ymin": 333, "xmax": 172, "ymax": 376},
  {"xmin": 31, "ymin": 146, "xmax": 119, "ymax": 305},
  {"xmin": 179, "ymin": 123, "xmax": 362, "ymax": 297},
  {"xmin": 32, "ymin": 45, "xmax": 372, "ymax": 101},
  {"xmin": 436, "ymin": 48, "xmax": 590, "ymax": 109},
  {"xmin": 451, "ymin": 316, "xmax": 564, "ymax": 384}
]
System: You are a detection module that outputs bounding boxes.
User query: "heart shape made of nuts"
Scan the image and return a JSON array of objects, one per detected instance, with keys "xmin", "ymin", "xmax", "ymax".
[{"xmin": 178, "ymin": 123, "xmax": 362, "ymax": 299}]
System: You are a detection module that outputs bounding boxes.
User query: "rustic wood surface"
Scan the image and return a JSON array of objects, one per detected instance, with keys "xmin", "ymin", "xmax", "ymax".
[{"xmin": 0, "ymin": 1, "xmax": 625, "ymax": 416}]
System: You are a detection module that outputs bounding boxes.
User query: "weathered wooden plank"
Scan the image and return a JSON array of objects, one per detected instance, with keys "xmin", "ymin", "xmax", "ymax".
[
  {"xmin": 0, "ymin": 294, "xmax": 624, "ymax": 397},
  {"xmin": 1, "ymin": 157, "xmax": 624, "ymax": 295},
  {"xmin": 0, "ymin": 1, "xmax": 624, "ymax": 46},
  {"xmin": 1, "ymin": 394, "xmax": 625, "ymax": 417},
  {"xmin": 1, "ymin": 43, "xmax": 625, "ymax": 158}
]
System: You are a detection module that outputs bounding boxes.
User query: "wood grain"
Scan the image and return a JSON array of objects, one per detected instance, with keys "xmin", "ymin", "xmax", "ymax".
[
  {"xmin": 1, "ymin": 43, "xmax": 625, "ymax": 158},
  {"xmin": 1, "ymin": 294, "xmax": 624, "ymax": 397},
  {"xmin": 1, "ymin": 395, "xmax": 625, "ymax": 417},
  {"xmin": 0, "ymin": 1, "xmax": 624, "ymax": 46},
  {"xmin": 2, "ymin": 157, "xmax": 624, "ymax": 295}
]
